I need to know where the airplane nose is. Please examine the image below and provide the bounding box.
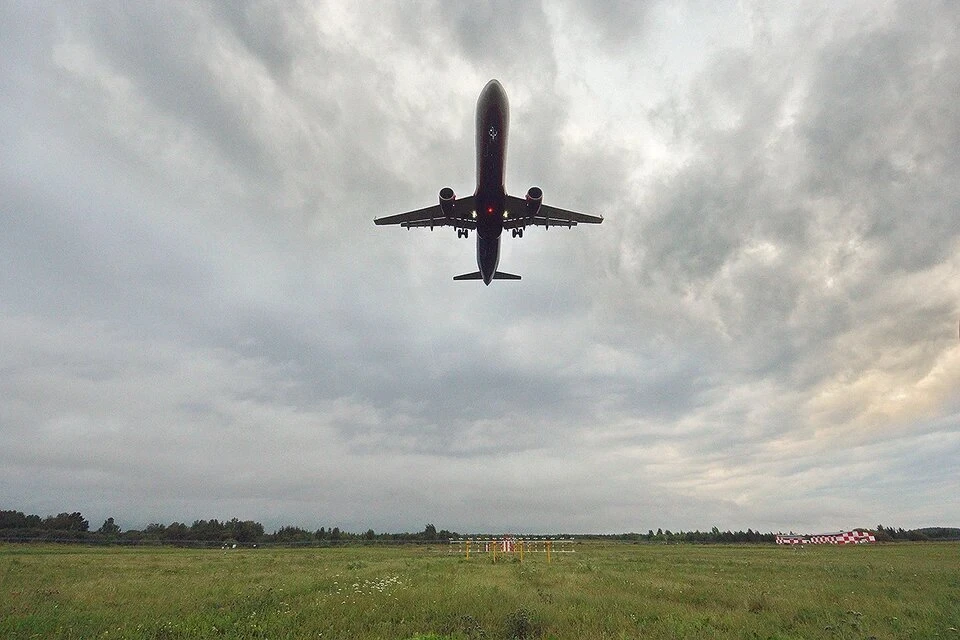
[483,79,505,99]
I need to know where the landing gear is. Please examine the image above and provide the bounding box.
[457,228,469,239]
[511,227,524,238]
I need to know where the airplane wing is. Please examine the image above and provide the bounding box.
[374,196,477,230]
[503,196,603,229]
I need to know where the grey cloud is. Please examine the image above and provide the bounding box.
[382,0,559,79]
[209,1,302,78]
[2,1,958,534]
[563,0,659,50]
[74,4,269,175]
[802,6,960,273]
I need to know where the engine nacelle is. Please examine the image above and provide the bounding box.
[525,186,543,216]
[439,187,456,217]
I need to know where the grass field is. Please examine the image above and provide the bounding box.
[1,542,957,639]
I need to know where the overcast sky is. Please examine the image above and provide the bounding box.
[2,1,958,535]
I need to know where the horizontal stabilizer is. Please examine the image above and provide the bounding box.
[453,271,522,281]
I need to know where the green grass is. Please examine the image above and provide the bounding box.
[1,542,958,639]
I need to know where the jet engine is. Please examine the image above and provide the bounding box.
[439,187,456,217]
[525,186,543,216]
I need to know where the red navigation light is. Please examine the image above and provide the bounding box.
[487,206,494,214]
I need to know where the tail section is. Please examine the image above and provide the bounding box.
[453,271,521,282]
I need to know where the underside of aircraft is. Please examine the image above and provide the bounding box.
[374,79,603,285]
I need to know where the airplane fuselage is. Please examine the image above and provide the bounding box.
[473,79,509,284]
[373,80,602,283]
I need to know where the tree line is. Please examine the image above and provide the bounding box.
[0,510,455,545]
[2,509,956,545]
[592,527,775,544]
[873,524,960,542]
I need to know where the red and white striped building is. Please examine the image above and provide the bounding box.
[776,530,876,545]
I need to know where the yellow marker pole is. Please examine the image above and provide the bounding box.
[466,539,470,559]
[546,539,552,564]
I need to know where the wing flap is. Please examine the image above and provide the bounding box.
[374,196,477,229]
[374,204,442,226]
[503,195,602,228]
[538,203,603,225]
[403,219,477,230]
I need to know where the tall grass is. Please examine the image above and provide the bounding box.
[1,542,957,638]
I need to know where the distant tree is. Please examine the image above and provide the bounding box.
[916,527,960,540]
[0,510,23,529]
[423,524,437,541]
[165,522,189,540]
[97,517,121,535]
[273,526,313,543]
[330,527,341,541]
[191,519,230,541]
[225,518,263,543]
[0,510,40,529]
[43,512,89,532]
[121,529,144,542]
[365,529,375,541]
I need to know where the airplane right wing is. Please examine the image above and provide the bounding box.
[538,203,603,225]
[374,196,477,230]
[503,196,603,229]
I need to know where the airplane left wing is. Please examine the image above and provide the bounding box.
[375,196,477,230]
[503,196,602,229]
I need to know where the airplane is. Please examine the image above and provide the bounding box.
[374,79,603,285]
